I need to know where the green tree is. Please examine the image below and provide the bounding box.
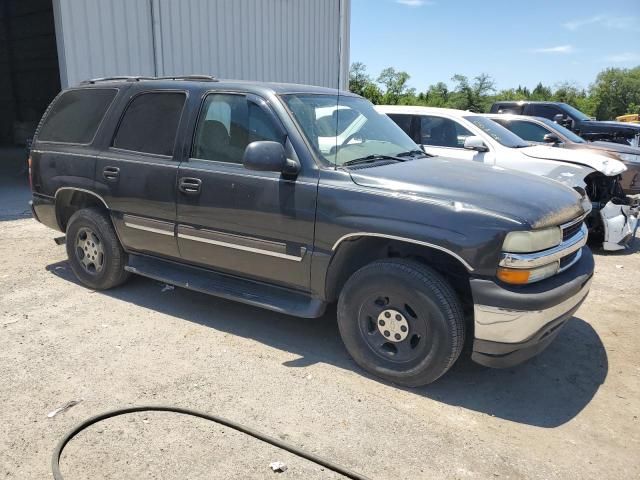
[349,62,370,97]
[377,67,412,105]
[589,67,640,119]
[530,82,553,101]
[449,73,495,112]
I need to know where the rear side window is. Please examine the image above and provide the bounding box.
[37,89,117,144]
[112,92,186,156]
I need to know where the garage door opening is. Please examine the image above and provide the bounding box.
[0,0,60,176]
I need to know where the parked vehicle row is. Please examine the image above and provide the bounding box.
[380,105,639,251]
[490,101,640,148]
[31,77,598,385]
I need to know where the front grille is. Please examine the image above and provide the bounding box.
[562,220,583,241]
[559,250,579,270]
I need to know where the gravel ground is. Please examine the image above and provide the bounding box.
[1,172,639,479]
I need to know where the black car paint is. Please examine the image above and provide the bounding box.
[490,101,640,142]
[30,80,592,368]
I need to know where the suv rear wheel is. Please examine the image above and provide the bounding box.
[65,208,130,290]
[337,259,465,386]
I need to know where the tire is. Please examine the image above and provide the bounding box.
[65,208,130,290]
[337,259,465,387]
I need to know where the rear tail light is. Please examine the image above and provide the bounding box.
[27,156,33,190]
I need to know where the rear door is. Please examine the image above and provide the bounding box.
[94,90,188,259]
[175,91,317,290]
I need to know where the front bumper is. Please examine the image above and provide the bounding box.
[470,246,594,368]
[601,197,639,251]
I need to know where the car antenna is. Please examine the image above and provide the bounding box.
[334,0,343,171]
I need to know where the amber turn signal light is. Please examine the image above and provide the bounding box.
[496,267,531,285]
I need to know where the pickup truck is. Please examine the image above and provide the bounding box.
[490,101,640,148]
[29,77,594,385]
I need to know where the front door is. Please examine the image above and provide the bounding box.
[176,92,317,290]
[94,90,187,259]
[417,115,489,164]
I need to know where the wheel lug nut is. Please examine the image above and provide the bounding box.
[395,314,401,321]
[379,320,385,326]
[384,331,390,337]
[395,334,401,340]
[400,326,407,332]
[384,312,391,318]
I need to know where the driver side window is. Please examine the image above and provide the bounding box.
[192,93,284,163]
[419,116,472,148]
[504,120,554,143]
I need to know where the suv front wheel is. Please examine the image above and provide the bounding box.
[65,208,130,290]
[337,259,465,386]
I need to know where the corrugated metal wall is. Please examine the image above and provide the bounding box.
[53,0,156,87]
[53,0,350,89]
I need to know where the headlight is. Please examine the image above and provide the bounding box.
[497,262,559,285]
[502,226,562,253]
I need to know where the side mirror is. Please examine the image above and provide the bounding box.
[242,141,299,176]
[543,133,561,144]
[553,113,572,128]
[463,136,489,152]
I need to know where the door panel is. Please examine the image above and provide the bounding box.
[176,92,317,290]
[176,159,317,289]
[94,91,187,259]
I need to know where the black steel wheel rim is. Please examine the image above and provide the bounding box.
[357,293,431,365]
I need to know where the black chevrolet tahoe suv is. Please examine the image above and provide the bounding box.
[490,100,640,147]
[30,76,594,386]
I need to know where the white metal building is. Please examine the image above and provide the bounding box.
[0,0,350,146]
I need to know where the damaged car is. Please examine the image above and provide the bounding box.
[379,105,638,251]
[487,113,640,195]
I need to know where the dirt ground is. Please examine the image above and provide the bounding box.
[1,164,639,479]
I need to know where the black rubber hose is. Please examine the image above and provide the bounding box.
[51,405,372,480]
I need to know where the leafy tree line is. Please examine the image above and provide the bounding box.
[348,62,640,120]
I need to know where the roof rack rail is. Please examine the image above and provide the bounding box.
[81,74,218,85]
[80,76,153,85]
[153,75,219,82]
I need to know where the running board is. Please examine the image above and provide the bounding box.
[125,254,327,318]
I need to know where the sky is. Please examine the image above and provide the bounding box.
[349,0,640,92]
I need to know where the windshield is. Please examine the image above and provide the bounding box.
[463,115,529,148]
[562,104,591,121]
[281,94,419,166]
[536,117,586,143]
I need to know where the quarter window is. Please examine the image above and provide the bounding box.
[112,92,186,156]
[192,94,284,164]
[419,116,472,148]
[37,89,117,144]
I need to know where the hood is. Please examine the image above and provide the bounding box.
[348,156,586,229]
[521,145,627,176]
[590,141,640,157]
[598,120,640,131]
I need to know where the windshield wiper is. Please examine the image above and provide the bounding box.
[396,149,432,158]
[343,154,407,166]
